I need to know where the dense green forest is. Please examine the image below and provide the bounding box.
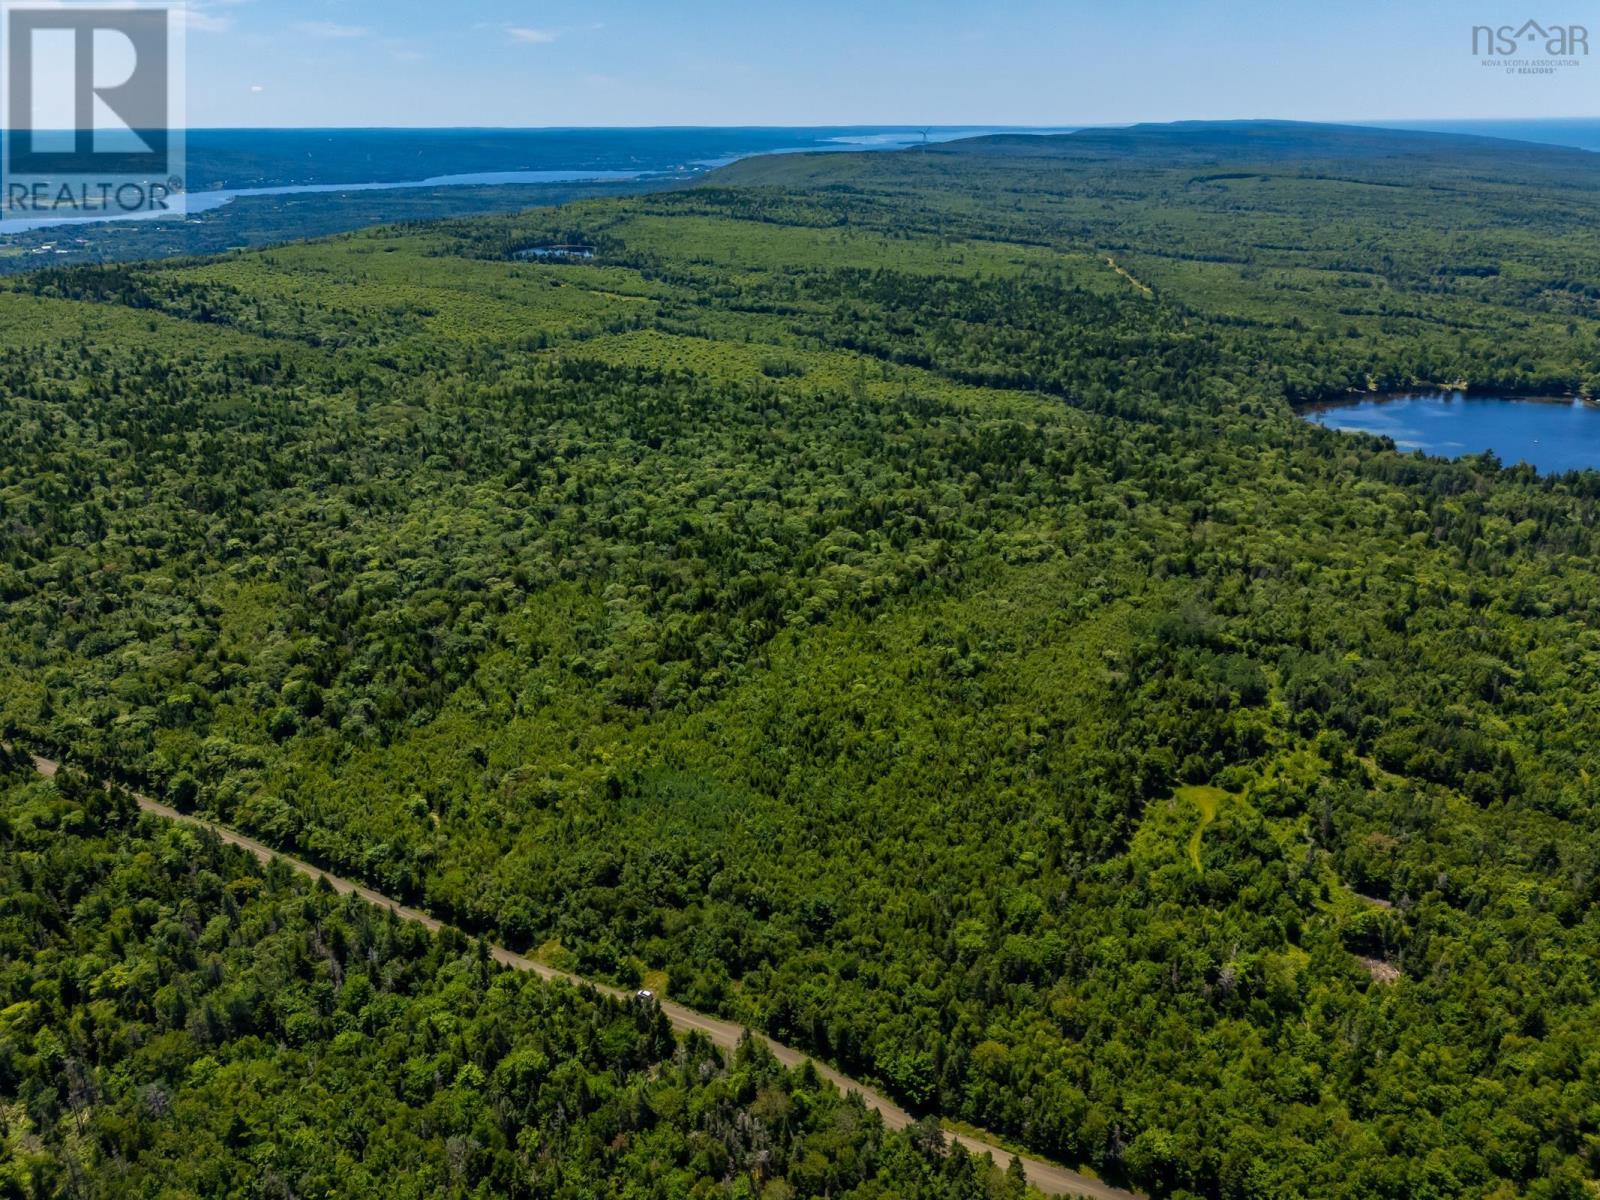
[0,751,1034,1199]
[4,123,1600,1198]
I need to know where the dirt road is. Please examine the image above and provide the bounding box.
[19,750,1136,1200]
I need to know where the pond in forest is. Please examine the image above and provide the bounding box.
[1303,391,1600,474]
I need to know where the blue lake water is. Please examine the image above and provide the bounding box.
[1305,392,1600,474]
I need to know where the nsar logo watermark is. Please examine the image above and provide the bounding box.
[1472,19,1588,73]
[2,1,186,224]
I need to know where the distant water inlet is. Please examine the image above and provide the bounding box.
[1303,391,1600,474]
[4,171,643,233]
[514,245,596,261]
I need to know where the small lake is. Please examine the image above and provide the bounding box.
[1304,391,1600,474]
[513,246,595,261]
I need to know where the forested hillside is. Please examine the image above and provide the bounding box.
[0,751,1033,1199]
[4,123,1600,1198]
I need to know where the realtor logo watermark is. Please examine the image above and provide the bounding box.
[1473,19,1588,73]
[2,1,185,223]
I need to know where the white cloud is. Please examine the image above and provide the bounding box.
[176,0,246,34]
[507,26,558,44]
[16,1,237,34]
[294,20,369,39]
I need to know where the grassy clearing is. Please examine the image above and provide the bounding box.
[1176,785,1230,872]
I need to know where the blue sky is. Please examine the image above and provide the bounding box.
[182,0,1600,127]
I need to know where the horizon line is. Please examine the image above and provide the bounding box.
[136,115,1600,133]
